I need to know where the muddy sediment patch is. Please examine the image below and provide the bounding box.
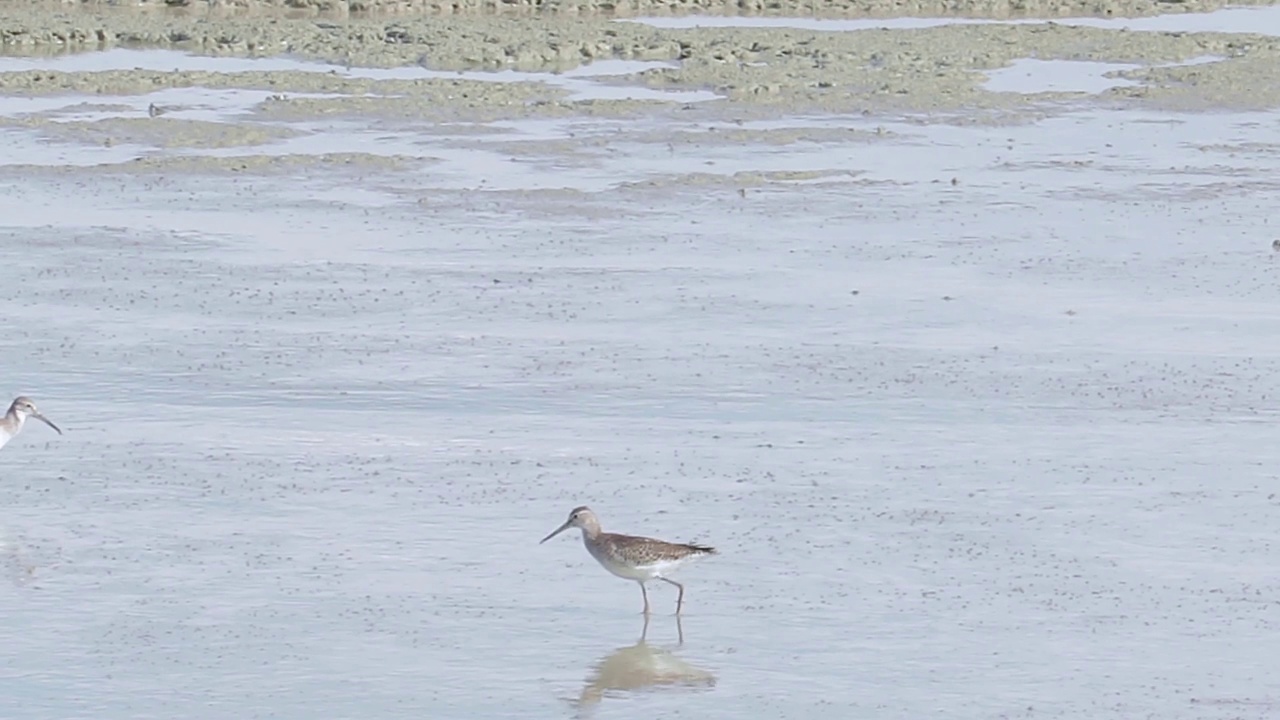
[0,0,1278,169]
[0,150,427,175]
[0,2,1278,116]
[0,22,1277,116]
[24,0,1280,18]
[0,115,303,148]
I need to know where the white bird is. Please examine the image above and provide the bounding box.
[0,396,62,450]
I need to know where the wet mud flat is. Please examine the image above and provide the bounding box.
[2,1,1280,117]
[1,2,1280,720]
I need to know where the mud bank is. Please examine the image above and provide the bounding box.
[22,0,1279,17]
[0,0,1278,147]
[1,20,1278,116]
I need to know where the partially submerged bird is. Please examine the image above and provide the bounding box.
[540,506,717,615]
[0,396,62,450]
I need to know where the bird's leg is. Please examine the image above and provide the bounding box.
[659,577,686,615]
[640,582,651,615]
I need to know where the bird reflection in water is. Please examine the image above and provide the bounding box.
[0,530,40,588]
[573,614,716,716]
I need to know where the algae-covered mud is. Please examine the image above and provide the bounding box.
[3,1,1280,720]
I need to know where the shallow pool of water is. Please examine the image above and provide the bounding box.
[1,37,1279,720]
[626,4,1280,36]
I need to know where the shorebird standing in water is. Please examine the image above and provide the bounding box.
[540,506,717,615]
[0,397,62,450]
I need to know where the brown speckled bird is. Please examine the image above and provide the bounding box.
[540,506,717,615]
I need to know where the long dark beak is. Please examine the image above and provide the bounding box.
[540,520,573,544]
[31,412,61,435]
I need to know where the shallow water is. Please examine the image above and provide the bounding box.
[2,24,1280,720]
[627,4,1280,35]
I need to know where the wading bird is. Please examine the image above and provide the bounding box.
[0,397,61,450]
[540,506,717,615]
